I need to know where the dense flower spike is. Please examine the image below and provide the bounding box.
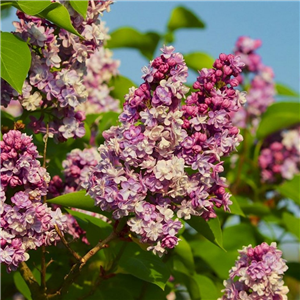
[259,126,300,183]
[87,46,246,255]
[231,36,276,129]
[0,130,68,272]
[1,0,120,142]
[219,242,289,300]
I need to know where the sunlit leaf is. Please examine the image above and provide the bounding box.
[106,28,160,60]
[167,6,205,32]
[1,32,31,93]
[276,175,300,205]
[13,272,32,300]
[184,52,215,73]
[256,102,300,139]
[276,83,299,97]
[282,212,300,240]
[186,216,225,250]
[15,0,51,15]
[38,3,81,37]
[70,0,88,19]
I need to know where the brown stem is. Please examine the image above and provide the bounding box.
[54,224,82,261]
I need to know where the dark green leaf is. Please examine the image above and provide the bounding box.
[167,6,205,32]
[276,83,299,97]
[70,0,88,19]
[186,216,225,250]
[256,102,300,139]
[1,32,31,93]
[118,243,170,290]
[38,3,81,37]
[286,262,300,281]
[226,193,245,217]
[282,212,300,240]
[96,111,120,144]
[47,190,110,217]
[109,75,137,108]
[184,52,215,73]
[106,28,160,60]
[276,175,300,205]
[15,1,51,15]
[66,209,112,243]
[13,271,32,300]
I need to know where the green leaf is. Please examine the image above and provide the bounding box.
[109,75,137,107]
[184,52,215,73]
[15,1,51,15]
[276,175,300,205]
[186,216,225,250]
[226,193,245,217]
[167,6,205,32]
[69,0,88,19]
[282,212,300,240]
[13,272,32,300]
[276,83,299,97]
[38,3,81,37]
[0,32,31,93]
[96,111,120,144]
[173,236,195,274]
[106,28,160,60]
[66,209,112,243]
[239,201,271,217]
[47,190,110,217]
[193,274,220,300]
[286,262,300,281]
[118,243,170,290]
[256,102,300,139]
[1,110,15,129]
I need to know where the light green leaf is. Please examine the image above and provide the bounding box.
[184,52,215,73]
[38,3,81,37]
[256,102,300,139]
[173,236,195,274]
[167,6,205,32]
[0,32,31,93]
[193,274,220,300]
[225,193,245,217]
[70,0,88,19]
[13,272,32,300]
[282,212,300,240]
[276,83,299,97]
[109,75,137,107]
[15,1,51,15]
[276,174,300,205]
[47,190,110,217]
[186,216,225,250]
[118,243,170,290]
[106,28,160,60]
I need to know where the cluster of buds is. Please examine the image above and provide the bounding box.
[0,130,67,272]
[87,46,246,256]
[1,0,120,142]
[219,242,289,300]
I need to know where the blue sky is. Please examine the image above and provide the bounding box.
[2,1,300,94]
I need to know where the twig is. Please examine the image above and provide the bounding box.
[54,224,82,261]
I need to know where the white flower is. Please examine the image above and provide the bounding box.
[21,92,42,111]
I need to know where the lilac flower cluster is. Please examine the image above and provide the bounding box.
[0,130,67,272]
[231,36,276,129]
[1,0,119,142]
[259,126,300,183]
[87,46,246,256]
[219,242,289,300]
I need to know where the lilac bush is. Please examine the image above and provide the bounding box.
[219,242,289,300]
[87,46,246,256]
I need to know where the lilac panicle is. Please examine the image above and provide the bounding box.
[219,242,289,300]
[0,130,68,272]
[87,46,246,256]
